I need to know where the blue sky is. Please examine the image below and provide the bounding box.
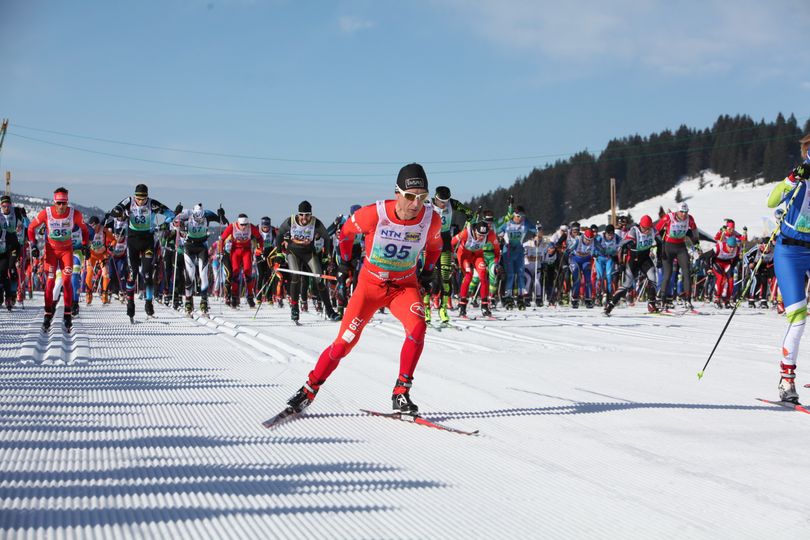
[1,0,809,222]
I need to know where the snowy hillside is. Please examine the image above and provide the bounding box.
[579,172,780,239]
[2,177,810,539]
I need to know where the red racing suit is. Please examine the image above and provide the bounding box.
[713,234,742,302]
[28,206,88,313]
[220,222,263,297]
[452,225,500,301]
[307,200,442,389]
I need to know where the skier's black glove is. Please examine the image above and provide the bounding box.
[82,245,90,259]
[31,245,40,259]
[418,268,434,293]
[336,262,351,286]
[217,207,226,219]
[174,203,183,215]
[109,205,125,219]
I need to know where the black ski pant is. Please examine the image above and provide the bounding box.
[287,250,336,315]
[612,255,657,304]
[126,232,156,301]
[658,242,691,301]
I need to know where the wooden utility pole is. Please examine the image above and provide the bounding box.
[0,119,8,151]
[1,119,8,197]
[610,177,617,226]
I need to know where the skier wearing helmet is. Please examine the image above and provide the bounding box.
[604,215,659,316]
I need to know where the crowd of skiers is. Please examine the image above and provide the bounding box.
[4,149,810,411]
[0,185,782,329]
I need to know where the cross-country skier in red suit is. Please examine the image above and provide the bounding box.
[453,220,500,319]
[27,187,89,332]
[219,214,263,308]
[283,163,443,416]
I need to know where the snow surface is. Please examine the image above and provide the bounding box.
[579,172,781,240]
[3,174,810,539]
[2,293,810,539]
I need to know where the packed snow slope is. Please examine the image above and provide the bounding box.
[579,172,780,239]
[1,294,809,539]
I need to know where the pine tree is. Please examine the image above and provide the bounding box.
[467,113,802,228]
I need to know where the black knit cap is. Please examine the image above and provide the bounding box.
[134,184,149,197]
[396,163,428,191]
[435,186,451,201]
[0,195,10,204]
[298,200,312,213]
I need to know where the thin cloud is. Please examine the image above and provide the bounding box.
[338,15,376,34]
[439,0,810,76]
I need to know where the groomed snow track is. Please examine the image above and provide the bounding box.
[1,294,809,539]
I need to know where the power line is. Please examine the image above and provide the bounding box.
[10,123,574,165]
[8,133,537,178]
[7,116,808,179]
[11,114,807,166]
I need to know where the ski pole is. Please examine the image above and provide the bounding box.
[698,185,800,380]
[275,267,338,281]
[170,226,181,306]
[252,270,278,319]
[533,243,539,306]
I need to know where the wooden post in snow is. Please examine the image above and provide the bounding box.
[610,177,617,226]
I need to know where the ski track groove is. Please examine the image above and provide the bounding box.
[210,311,322,362]
[0,294,807,538]
[371,317,495,352]
[456,317,610,352]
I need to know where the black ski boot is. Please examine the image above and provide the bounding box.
[458,303,468,318]
[290,302,300,322]
[760,300,769,309]
[647,301,660,313]
[392,375,418,415]
[184,296,194,316]
[571,299,579,309]
[603,301,615,316]
[200,296,209,315]
[42,312,54,332]
[324,307,342,321]
[584,298,594,309]
[517,297,526,311]
[63,313,73,332]
[748,300,756,308]
[71,303,79,317]
[503,296,515,310]
[247,294,256,308]
[126,298,136,319]
[287,382,318,413]
[145,299,155,317]
[481,301,492,318]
